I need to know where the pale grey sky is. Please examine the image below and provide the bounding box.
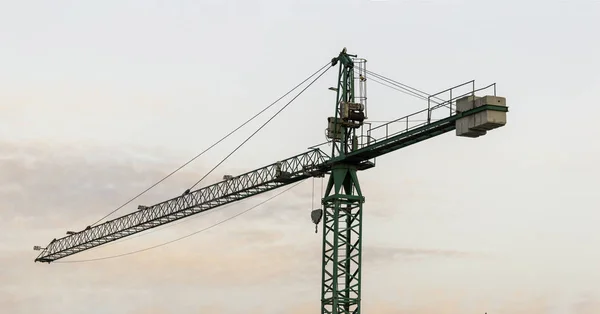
[1,0,600,313]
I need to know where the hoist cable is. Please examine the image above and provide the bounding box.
[312,177,315,209]
[320,177,324,204]
[89,61,331,226]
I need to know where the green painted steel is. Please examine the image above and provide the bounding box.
[320,164,364,314]
[318,49,512,313]
[34,149,329,263]
[33,47,508,313]
[34,99,507,263]
[330,48,357,160]
[321,49,365,314]
[332,104,509,164]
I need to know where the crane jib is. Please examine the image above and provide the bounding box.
[34,149,329,263]
[34,104,506,264]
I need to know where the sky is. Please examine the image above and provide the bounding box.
[1,0,600,313]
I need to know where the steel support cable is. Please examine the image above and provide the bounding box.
[365,70,450,109]
[89,61,331,227]
[368,76,430,101]
[365,69,444,103]
[187,63,333,190]
[54,179,307,263]
[365,70,429,97]
[369,76,447,113]
[367,73,450,110]
[366,71,425,96]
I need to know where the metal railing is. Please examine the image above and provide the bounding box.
[366,81,497,143]
[428,81,497,121]
[308,80,498,163]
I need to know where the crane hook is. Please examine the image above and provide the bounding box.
[311,209,323,234]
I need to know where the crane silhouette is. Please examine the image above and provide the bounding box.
[33,48,508,314]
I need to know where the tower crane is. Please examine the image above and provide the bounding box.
[33,48,508,314]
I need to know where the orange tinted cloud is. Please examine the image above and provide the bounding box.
[2,140,596,314]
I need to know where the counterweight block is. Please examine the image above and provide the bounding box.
[455,95,507,138]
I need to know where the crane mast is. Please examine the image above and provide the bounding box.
[33,48,509,314]
[320,48,368,314]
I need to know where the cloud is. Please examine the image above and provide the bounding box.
[1,138,482,267]
[363,246,477,264]
[286,301,404,314]
[572,294,600,314]
[128,307,172,314]
[4,140,594,314]
[0,141,309,248]
[157,290,600,314]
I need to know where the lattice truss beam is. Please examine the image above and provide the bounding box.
[321,165,364,314]
[35,149,329,263]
